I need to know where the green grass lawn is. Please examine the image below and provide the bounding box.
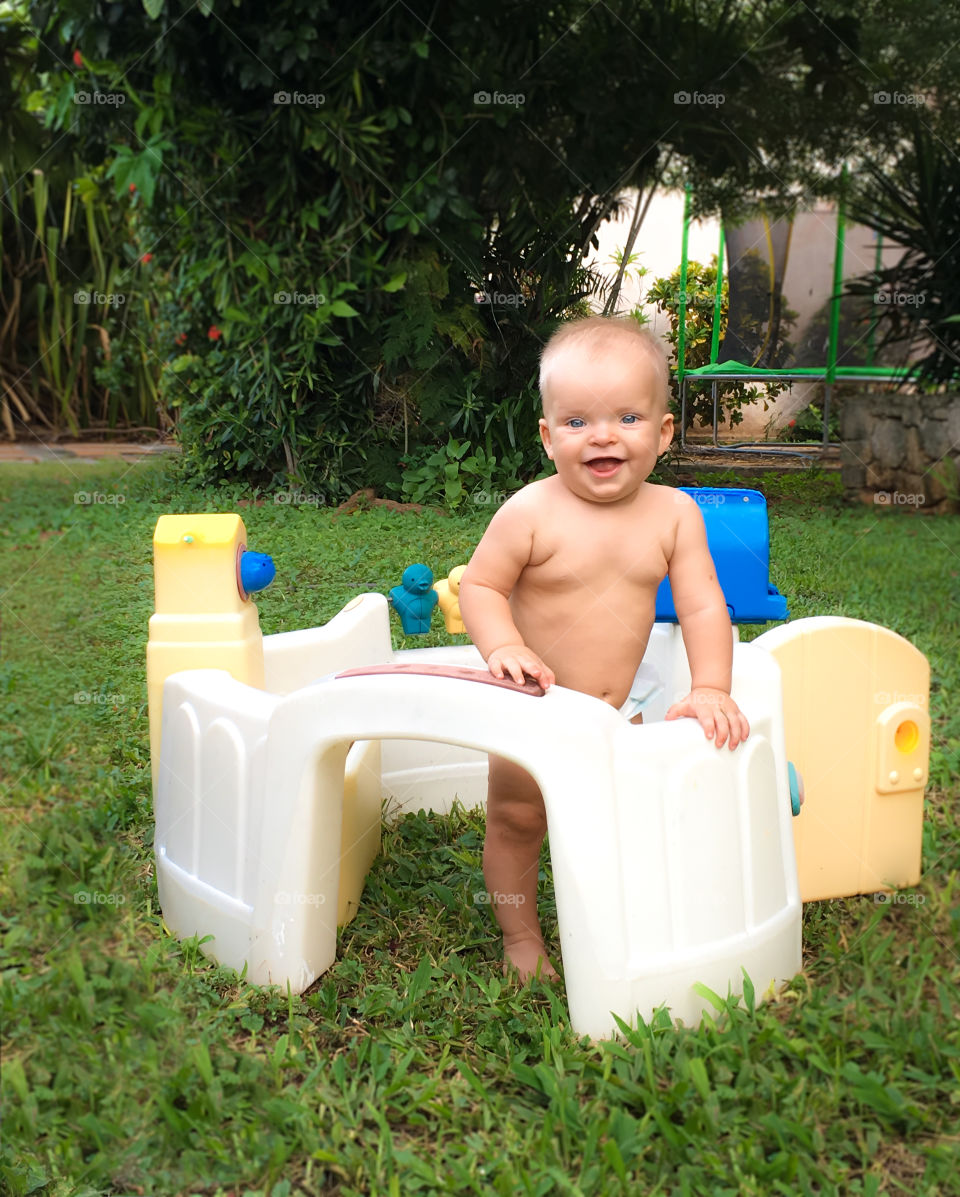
[1,461,958,1196]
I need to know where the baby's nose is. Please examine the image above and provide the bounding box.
[590,420,617,442]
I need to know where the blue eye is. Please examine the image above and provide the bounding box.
[567,417,586,428]
[621,414,639,425]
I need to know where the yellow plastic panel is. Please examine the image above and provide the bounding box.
[153,513,249,616]
[337,741,383,926]
[755,617,929,901]
[148,514,266,793]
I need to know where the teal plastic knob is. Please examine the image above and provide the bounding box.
[788,761,804,816]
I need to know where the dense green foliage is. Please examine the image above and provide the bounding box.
[5,0,952,497]
[2,461,958,1194]
[1,1,957,493]
[27,0,634,493]
[847,122,960,385]
[0,13,163,437]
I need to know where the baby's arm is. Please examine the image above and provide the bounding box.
[458,500,556,689]
[664,494,749,749]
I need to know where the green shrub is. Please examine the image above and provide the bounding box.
[0,16,163,436]
[647,257,794,430]
[398,437,526,510]
[30,1,607,493]
[779,402,841,443]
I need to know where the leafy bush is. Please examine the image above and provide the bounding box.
[847,121,960,386]
[20,0,956,483]
[0,15,164,437]
[29,1,612,491]
[647,258,793,430]
[778,402,841,443]
[398,437,527,510]
[31,0,909,492]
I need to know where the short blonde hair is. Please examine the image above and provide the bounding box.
[539,316,670,412]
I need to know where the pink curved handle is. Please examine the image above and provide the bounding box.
[335,662,545,696]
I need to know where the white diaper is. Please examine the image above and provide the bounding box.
[619,662,664,721]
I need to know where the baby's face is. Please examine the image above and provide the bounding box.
[538,347,674,504]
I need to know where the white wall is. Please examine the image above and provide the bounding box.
[586,190,721,334]
[585,190,845,437]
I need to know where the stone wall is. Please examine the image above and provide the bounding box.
[840,393,960,513]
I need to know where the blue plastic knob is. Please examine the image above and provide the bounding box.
[240,551,276,594]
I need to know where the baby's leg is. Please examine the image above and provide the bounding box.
[483,754,558,982]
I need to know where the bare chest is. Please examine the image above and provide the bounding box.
[526,506,670,594]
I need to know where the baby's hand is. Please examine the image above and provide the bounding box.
[665,687,750,749]
[487,644,555,690]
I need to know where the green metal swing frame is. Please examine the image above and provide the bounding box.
[675,176,912,455]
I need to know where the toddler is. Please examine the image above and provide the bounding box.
[458,316,750,982]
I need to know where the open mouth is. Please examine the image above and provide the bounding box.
[585,457,623,477]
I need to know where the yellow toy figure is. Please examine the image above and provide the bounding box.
[436,565,468,634]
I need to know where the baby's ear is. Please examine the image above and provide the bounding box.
[658,411,675,447]
[538,417,554,459]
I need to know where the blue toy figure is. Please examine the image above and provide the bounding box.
[389,564,438,634]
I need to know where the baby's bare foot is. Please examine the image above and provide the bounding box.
[502,935,559,983]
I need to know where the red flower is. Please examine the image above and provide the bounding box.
[129,183,137,194]
[788,419,796,427]
[72,50,84,67]
[175,332,187,347]
[140,252,154,264]
[208,325,222,341]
